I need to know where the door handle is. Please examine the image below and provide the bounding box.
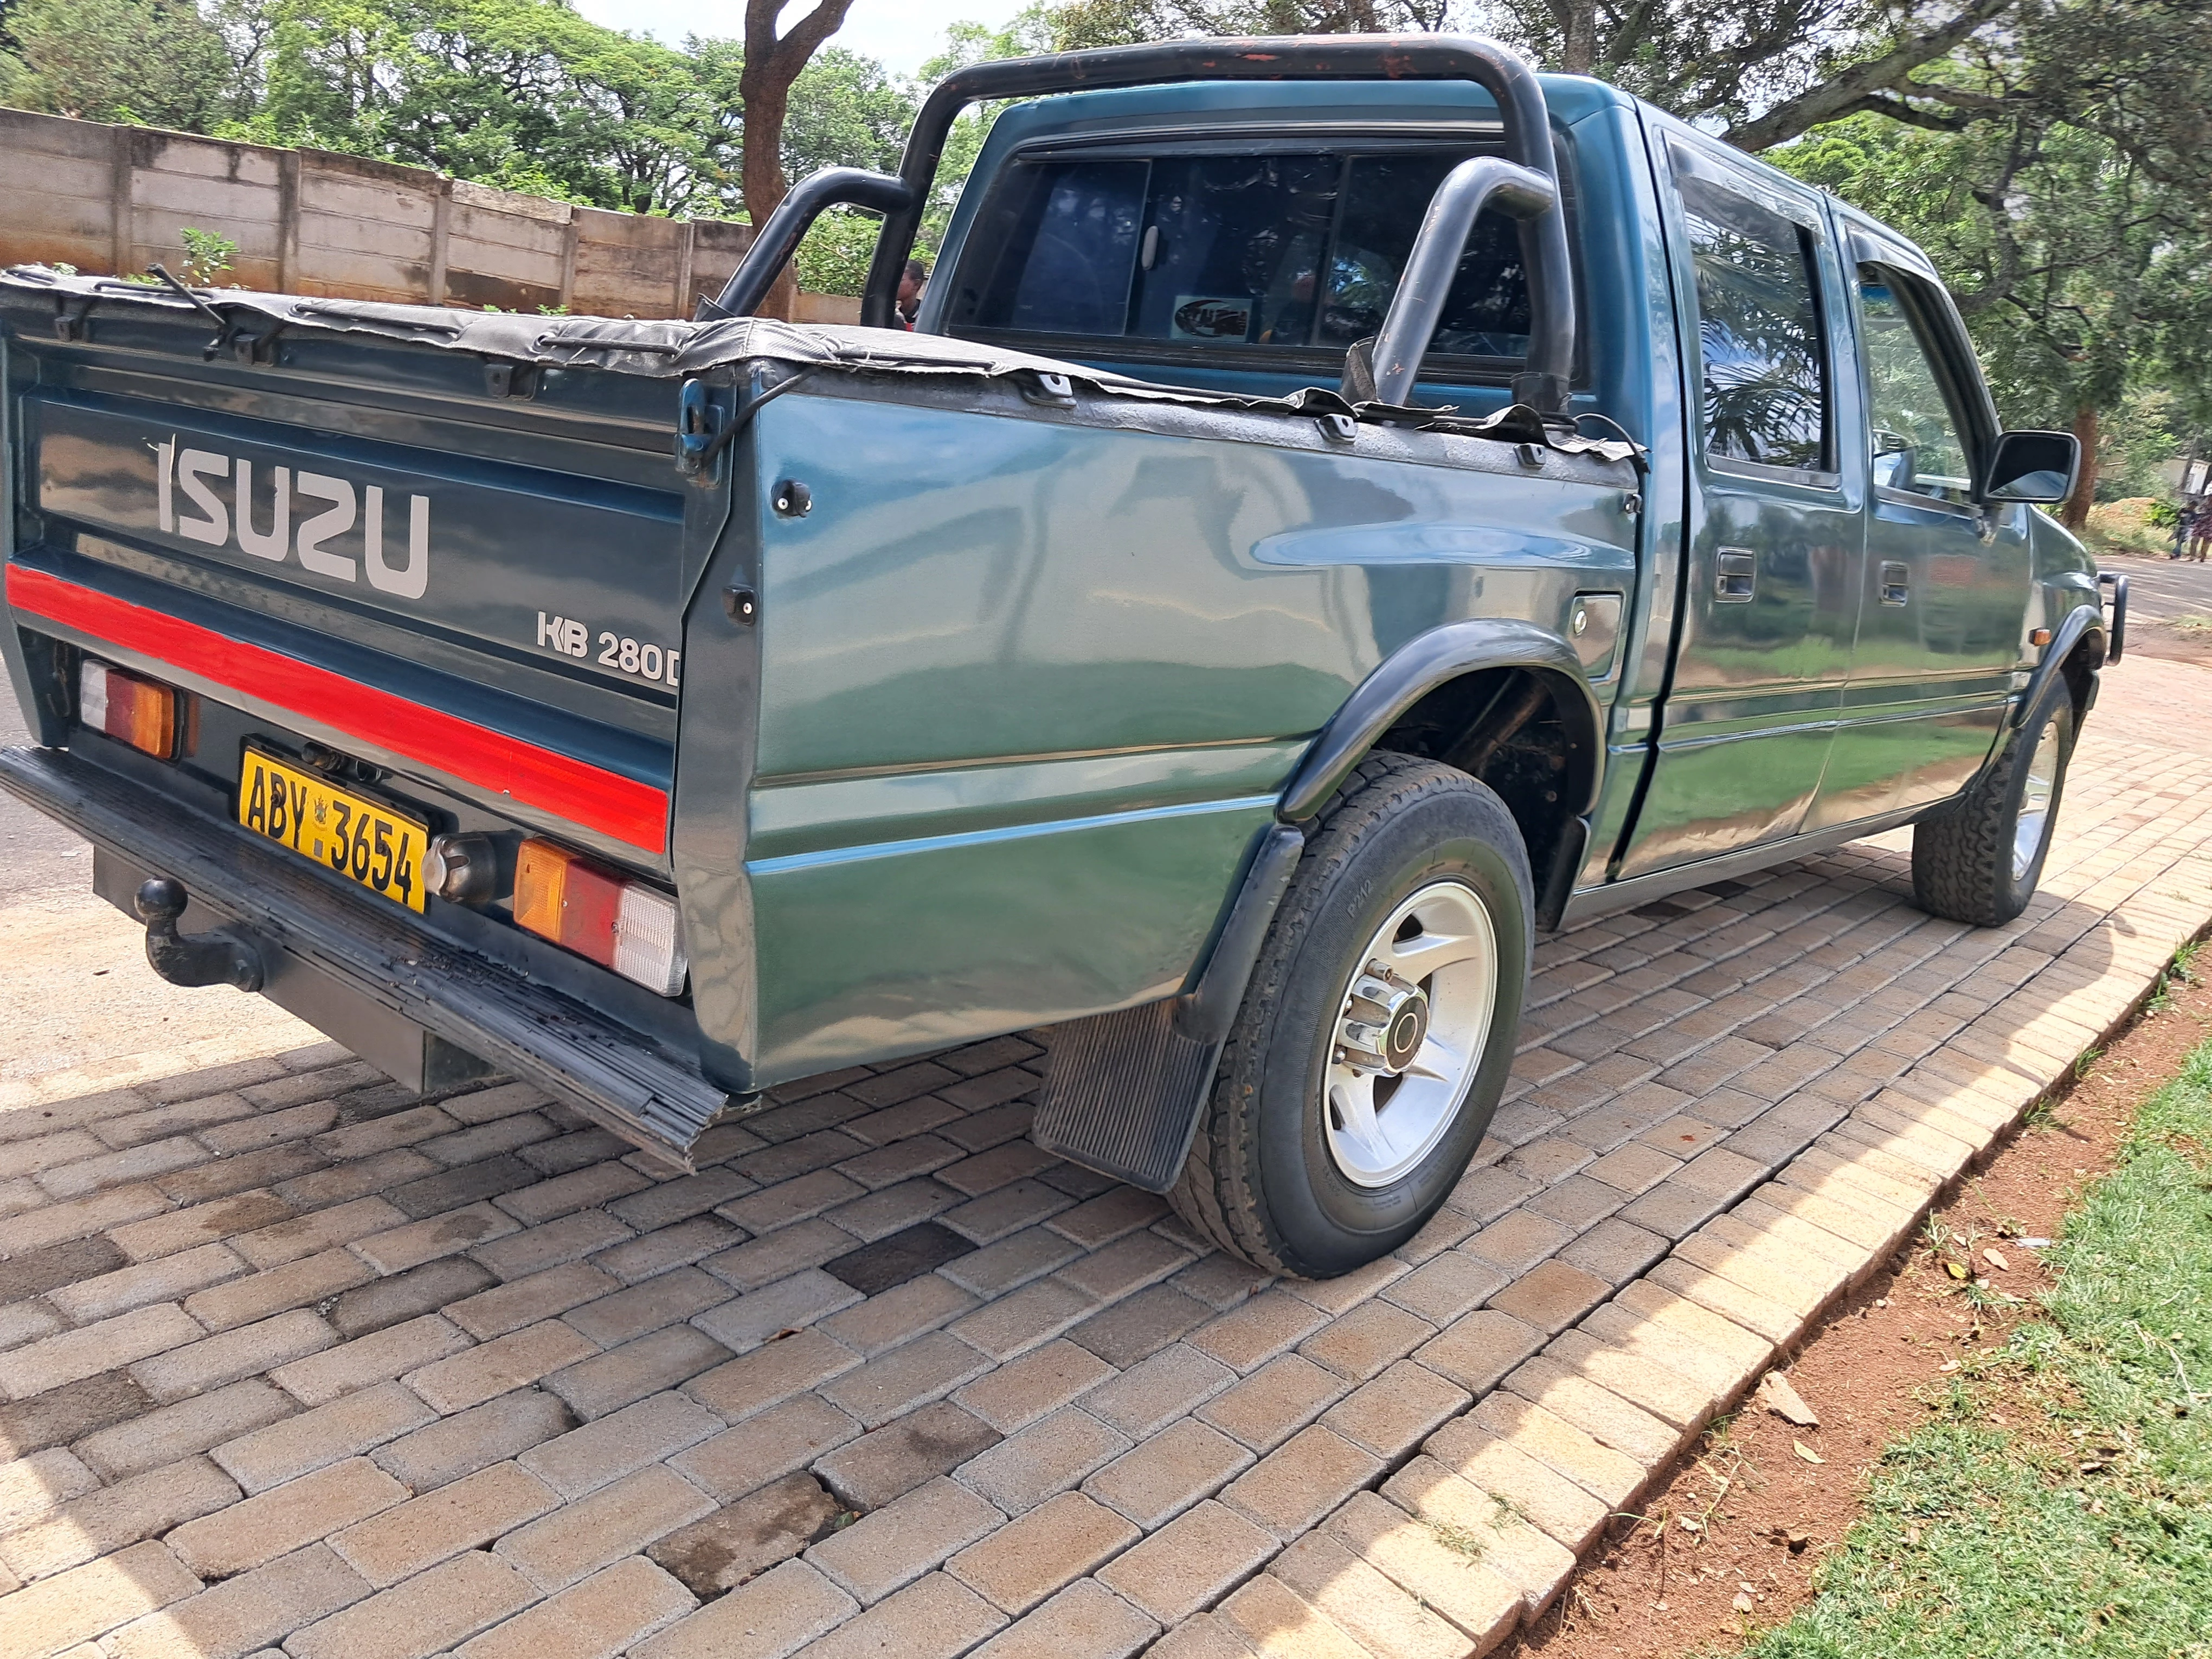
[1715,548,1756,602]
[1879,561,1910,606]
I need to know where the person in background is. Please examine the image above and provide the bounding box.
[2191,499,2212,563]
[897,260,929,329]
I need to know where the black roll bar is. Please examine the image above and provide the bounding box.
[860,34,1576,413]
[707,167,915,320]
[1366,155,1557,407]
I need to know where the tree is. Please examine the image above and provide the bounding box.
[737,0,859,317]
[0,0,244,129]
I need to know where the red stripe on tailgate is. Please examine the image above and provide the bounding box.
[7,565,670,855]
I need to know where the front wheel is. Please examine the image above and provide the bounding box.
[1169,754,1532,1277]
[1911,693,2075,927]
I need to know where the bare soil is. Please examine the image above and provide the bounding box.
[1503,938,2212,1659]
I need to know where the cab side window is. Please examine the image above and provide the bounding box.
[1854,270,1973,504]
[1676,168,1829,472]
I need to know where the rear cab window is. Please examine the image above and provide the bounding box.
[940,141,1564,385]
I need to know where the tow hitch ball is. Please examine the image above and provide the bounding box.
[134,877,266,992]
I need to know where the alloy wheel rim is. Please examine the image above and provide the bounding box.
[1322,878,1499,1188]
[2012,717,2061,882]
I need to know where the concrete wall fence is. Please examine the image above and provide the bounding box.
[0,105,821,321]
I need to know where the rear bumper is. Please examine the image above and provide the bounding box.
[0,743,729,1167]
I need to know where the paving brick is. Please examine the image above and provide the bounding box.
[1197,1354,1349,1454]
[0,1235,130,1306]
[1214,1572,1371,1659]
[818,1330,992,1430]
[806,1475,1004,1605]
[0,1455,236,1581]
[955,1404,1130,1515]
[0,1446,99,1530]
[1411,1308,1546,1396]
[495,1463,714,1591]
[1055,1232,1193,1304]
[371,1388,574,1493]
[212,1380,434,1494]
[955,1339,1118,1435]
[940,1179,1073,1245]
[684,1327,861,1423]
[1220,1425,1385,1543]
[0,1541,202,1659]
[1277,1520,1494,1659]
[1384,1454,1581,1607]
[1319,1360,1470,1462]
[1047,1189,1168,1250]
[351,1201,522,1275]
[1083,1414,1253,1530]
[1559,1216,1669,1289]
[692,1269,861,1355]
[949,1489,1140,1616]
[167,1457,407,1579]
[827,1176,962,1243]
[0,1299,60,1351]
[271,1150,438,1212]
[329,1461,562,1587]
[474,1210,636,1280]
[970,1578,1158,1659]
[721,1170,867,1235]
[232,1196,406,1269]
[405,1320,599,1414]
[792,1568,1007,1659]
[630,1556,856,1659]
[133,1308,338,1403]
[517,1390,721,1499]
[285,1545,539,1659]
[1485,1257,1613,1338]
[953,1275,1095,1361]
[810,1398,1000,1508]
[70,1378,290,1481]
[609,1169,758,1234]
[271,1314,473,1407]
[940,1226,1083,1298]
[44,1243,246,1325]
[545,1324,731,1419]
[1484,1349,1683,1477]
[1471,1390,1644,1508]
[1095,1497,1276,1625]
[36,1135,210,1200]
[648,1471,841,1596]
[445,1261,620,1340]
[1297,1302,1436,1384]
[674,1392,861,1502]
[1326,1488,1532,1650]
[703,1219,863,1293]
[183,1249,376,1334]
[1459,1208,1575,1275]
[496,1162,653,1227]
[308,1104,461,1163]
[0,1304,203,1400]
[458,1553,696,1659]
[1378,1252,1508,1330]
[1187,1290,1332,1376]
[108,1193,292,1265]
[1416,1424,1610,1557]
[104,1541,369,1659]
[328,1257,498,1339]
[151,1145,329,1210]
[1613,1276,1777,1374]
[819,1271,978,1356]
[1065,1284,1211,1370]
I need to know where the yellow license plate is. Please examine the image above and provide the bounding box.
[239,745,428,912]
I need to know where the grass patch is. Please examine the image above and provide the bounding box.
[1737,1037,2212,1658]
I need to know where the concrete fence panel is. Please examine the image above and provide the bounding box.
[0,107,767,320]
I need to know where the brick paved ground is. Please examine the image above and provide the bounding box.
[0,663,2207,1659]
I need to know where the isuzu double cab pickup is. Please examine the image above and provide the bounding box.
[0,38,2117,1276]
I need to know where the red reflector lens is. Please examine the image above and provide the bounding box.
[512,837,687,995]
[79,659,176,758]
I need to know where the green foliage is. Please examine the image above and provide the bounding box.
[793,205,880,297]
[1740,1031,2212,1659]
[178,226,239,285]
[0,0,245,129]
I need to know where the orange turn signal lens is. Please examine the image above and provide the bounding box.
[513,837,688,996]
[2030,628,2052,646]
[79,659,176,758]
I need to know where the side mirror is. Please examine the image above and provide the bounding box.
[1980,429,2079,505]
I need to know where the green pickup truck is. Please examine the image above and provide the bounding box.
[0,37,2116,1277]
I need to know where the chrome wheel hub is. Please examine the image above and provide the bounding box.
[2012,717,2061,883]
[1324,879,1498,1189]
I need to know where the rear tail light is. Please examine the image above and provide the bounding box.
[79,659,177,758]
[513,837,689,995]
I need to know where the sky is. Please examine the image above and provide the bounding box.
[569,0,1016,77]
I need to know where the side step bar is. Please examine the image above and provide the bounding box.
[0,744,729,1167]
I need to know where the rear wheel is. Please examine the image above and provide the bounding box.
[1169,753,1532,1277]
[1912,692,2075,927]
